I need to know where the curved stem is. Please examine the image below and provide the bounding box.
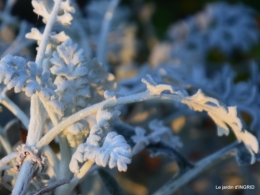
[37,91,182,149]
[153,142,239,195]
[0,90,29,128]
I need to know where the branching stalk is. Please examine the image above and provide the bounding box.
[37,92,183,148]
[12,0,63,194]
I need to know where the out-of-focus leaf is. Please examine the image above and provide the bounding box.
[146,141,194,171]
[98,169,124,195]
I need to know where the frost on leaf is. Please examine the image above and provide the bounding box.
[50,39,116,146]
[26,28,69,45]
[50,39,89,116]
[183,89,259,160]
[0,55,64,115]
[50,39,90,146]
[131,120,182,155]
[87,108,121,146]
[142,74,185,97]
[32,0,75,25]
[70,132,131,173]
[70,108,130,173]
[65,119,89,147]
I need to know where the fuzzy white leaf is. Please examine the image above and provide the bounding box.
[0,55,64,115]
[183,89,259,154]
[32,0,75,25]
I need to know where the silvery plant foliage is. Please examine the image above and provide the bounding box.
[0,0,259,195]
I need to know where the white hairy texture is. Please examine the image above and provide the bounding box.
[50,39,116,146]
[32,0,75,25]
[183,89,259,156]
[0,55,64,115]
[70,132,131,173]
[131,120,183,155]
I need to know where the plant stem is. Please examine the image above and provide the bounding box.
[30,178,71,195]
[37,92,183,148]
[152,142,239,195]
[97,0,120,69]
[0,89,29,128]
[26,95,46,146]
[12,0,63,194]
[56,161,94,195]
[35,0,62,67]
[12,158,37,195]
[0,152,17,169]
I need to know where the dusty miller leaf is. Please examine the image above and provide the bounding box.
[183,89,258,158]
[70,132,131,173]
[0,55,64,115]
[32,0,75,25]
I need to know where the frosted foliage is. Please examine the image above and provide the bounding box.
[205,2,258,53]
[87,108,120,146]
[26,28,69,45]
[65,119,89,147]
[183,89,258,156]
[50,39,89,116]
[142,75,183,96]
[32,0,75,25]
[50,39,116,147]
[70,132,131,173]
[69,107,130,172]
[0,55,64,115]
[131,120,182,154]
[51,39,116,115]
[168,2,258,55]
